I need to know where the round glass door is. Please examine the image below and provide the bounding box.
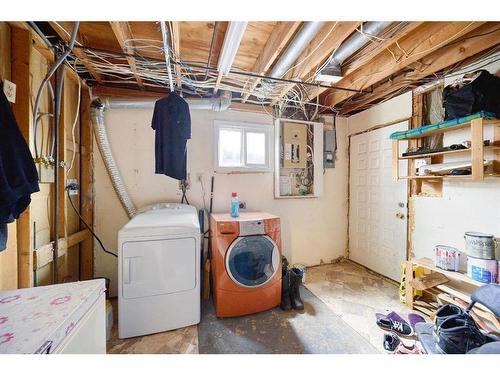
[225,235,279,288]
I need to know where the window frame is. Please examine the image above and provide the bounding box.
[214,120,274,173]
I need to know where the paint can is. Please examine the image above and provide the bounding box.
[434,245,460,271]
[467,256,498,284]
[464,232,496,260]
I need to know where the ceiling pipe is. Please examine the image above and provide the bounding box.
[103,90,232,112]
[269,21,326,79]
[317,21,392,82]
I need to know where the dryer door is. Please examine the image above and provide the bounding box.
[225,235,280,288]
[121,237,196,299]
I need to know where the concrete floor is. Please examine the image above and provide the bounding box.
[305,260,417,352]
[107,260,415,354]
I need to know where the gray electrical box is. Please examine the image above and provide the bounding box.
[324,129,336,168]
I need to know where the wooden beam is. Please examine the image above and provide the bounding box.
[241,21,301,103]
[33,229,91,271]
[337,23,500,115]
[323,22,485,108]
[79,88,94,279]
[57,75,68,282]
[92,84,168,99]
[109,22,144,88]
[170,22,182,89]
[270,22,361,106]
[342,22,425,78]
[11,26,34,288]
[49,22,103,84]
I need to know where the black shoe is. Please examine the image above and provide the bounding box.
[435,316,488,354]
[383,333,401,352]
[376,317,414,336]
[434,304,467,328]
[280,269,292,311]
[289,267,304,311]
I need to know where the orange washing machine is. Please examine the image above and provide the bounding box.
[210,212,282,317]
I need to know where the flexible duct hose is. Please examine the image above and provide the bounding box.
[91,101,137,218]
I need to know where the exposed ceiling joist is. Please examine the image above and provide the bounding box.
[337,23,500,115]
[269,21,361,106]
[241,21,301,103]
[322,21,486,108]
[49,21,103,84]
[109,22,144,88]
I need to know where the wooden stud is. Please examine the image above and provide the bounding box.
[471,118,484,181]
[11,26,33,288]
[79,88,94,279]
[57,76,68,282]
[392,140,399,181]
[109,22,144,88]
[405,261,414,309]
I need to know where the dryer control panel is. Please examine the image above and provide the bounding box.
[239,220,265,236]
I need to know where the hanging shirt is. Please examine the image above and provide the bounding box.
[0,88,40,250]
[151,92,191,181]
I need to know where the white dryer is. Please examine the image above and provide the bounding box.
[117,203,200,339]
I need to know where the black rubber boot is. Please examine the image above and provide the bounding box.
[280,269,292,311]
[289,268,304,311]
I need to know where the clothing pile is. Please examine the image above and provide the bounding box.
[0,88,40,251]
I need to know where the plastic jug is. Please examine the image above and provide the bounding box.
[230,192,239,218]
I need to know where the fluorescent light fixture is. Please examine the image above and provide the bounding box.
[217,21,248,75]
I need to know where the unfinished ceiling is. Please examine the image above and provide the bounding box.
[31,21,500,115]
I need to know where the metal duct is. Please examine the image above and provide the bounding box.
[318,21,392,79]
[104,90,232,111]
[91,101,138,219]
[270,21,325,79]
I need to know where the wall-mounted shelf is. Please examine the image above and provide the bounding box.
[398,145,500,160]
[392,117,500,182]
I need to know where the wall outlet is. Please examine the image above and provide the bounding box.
[239,201,246,210]
[3,80,16,103]
[67,178,79,195]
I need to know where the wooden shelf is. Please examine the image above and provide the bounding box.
[399,173,500,180]
[398,145,500,160]
[411,257,484,287]
[397,118,500,140]
[392,117,500,182]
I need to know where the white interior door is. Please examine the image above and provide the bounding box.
[349,122,408,281]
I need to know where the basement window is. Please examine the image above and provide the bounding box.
[214,121,274,173]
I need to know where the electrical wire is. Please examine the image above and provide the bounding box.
[67,73,81,173]
[66,188,118,258]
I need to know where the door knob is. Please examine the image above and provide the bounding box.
[396,212,405,219]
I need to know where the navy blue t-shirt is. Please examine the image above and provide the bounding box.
[151,93,191,181]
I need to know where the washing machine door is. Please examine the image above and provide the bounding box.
[225,235,280,288]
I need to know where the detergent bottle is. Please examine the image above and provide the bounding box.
[230,192,239,218]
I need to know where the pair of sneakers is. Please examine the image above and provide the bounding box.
[433,304,489,354]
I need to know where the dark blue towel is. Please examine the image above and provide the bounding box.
[151,92,191,181]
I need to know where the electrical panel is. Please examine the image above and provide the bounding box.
[274,118,324,198]
[323,129,336,168]
[282,122,307,169]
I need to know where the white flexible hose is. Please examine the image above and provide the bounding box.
[91,102,137,218]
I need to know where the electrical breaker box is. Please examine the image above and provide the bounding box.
[282,122,307,169]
